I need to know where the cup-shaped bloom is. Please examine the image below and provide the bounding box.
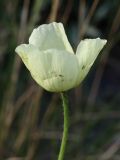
[15,22,107,92]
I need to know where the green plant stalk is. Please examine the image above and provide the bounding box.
[58,92,69,160]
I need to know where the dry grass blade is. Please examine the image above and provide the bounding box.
[99,136,120,160]
[109,7,120,37]
[79,0,100,39]
[6,158,24,160]
[78,0,86,28]
[48,0,60,22]
[61,0,74,24]
[32,130,80,142]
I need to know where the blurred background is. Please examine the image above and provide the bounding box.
[0,0,120,159]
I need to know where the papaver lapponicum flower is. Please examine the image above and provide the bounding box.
[15,22,107,92]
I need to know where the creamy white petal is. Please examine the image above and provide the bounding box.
[76,38,107,85]
[29,22,74,53]
[27,49,79,92]
[15,44,40,69]
[76,38,107,67]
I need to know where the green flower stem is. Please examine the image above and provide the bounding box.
[58,92,69,160]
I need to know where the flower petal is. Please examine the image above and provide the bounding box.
[27,49,79,92]
[15,44,40,69]
[29,22,74,53]
[76,38,107,85]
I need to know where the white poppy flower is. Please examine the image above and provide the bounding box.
[15,22,107,92]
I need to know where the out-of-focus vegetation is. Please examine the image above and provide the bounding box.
[0,0,120,159]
